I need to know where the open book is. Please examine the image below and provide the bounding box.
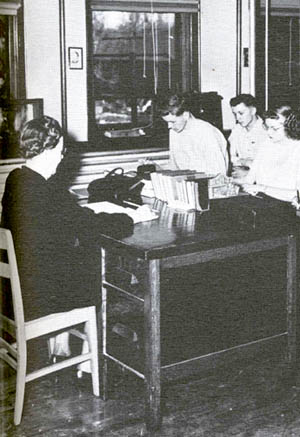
[82,201,159,224]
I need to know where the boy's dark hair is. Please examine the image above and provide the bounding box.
[230,94,257,108]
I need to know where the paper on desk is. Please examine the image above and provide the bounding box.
[82,201,159,224]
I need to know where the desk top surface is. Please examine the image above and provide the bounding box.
[98,195,296,260]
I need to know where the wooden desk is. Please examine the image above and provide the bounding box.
[99,197,297,430]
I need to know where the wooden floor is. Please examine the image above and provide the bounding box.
[2,354,300,437]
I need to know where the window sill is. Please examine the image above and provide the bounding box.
[69,146,170,187]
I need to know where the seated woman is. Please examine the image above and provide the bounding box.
[1,115,134,322]
[234,106,300,203]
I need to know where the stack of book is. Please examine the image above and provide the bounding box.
[150,170,210,211]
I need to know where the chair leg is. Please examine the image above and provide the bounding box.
[14,344,27,425]
[77,335,91,374]
[85,311,100,397]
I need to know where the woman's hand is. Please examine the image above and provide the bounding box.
[125,205,159,224]
[231,166,249,180]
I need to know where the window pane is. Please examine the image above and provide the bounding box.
[137,98,153,126]
[94,56,132,94]
[95,97,153,126]
[256,0,300,110]
[90,7,198,150]
[92,11,176,97]
[95,98,131,124]
[0,16,10,98]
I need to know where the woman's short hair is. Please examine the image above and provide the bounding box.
[284,110,300,140]
[19,115,62,159]
[157,93,191,117]
[263,105,300,140]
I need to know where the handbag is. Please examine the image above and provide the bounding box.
[87,167,144,204]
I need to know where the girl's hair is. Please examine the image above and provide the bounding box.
[284,111,300,140]
[19,115,62,159]
[263,105,300,140]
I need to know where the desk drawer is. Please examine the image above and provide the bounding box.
[106,291,144,372]
[106,254,146,281]
[105,267,144,301]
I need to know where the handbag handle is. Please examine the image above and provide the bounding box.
[106,167,124,178]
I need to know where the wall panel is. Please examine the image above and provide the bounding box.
[23,0,61,123]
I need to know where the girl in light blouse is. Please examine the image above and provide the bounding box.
[234,106,300,203]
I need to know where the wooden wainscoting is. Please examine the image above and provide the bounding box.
[68,148,170,190]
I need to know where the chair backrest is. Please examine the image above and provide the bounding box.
[0,228,25,349]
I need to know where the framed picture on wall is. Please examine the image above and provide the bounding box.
[68,47,83,70]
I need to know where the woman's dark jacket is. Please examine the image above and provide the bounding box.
[1,166,133,320]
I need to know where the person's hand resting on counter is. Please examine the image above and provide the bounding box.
[233,181,266,197]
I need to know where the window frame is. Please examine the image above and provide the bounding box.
[87,0,200,152]
[0,1,25,99]
[255,0,300,111]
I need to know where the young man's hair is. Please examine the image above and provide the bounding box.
[156,92,192,117]
[230,94,257,108]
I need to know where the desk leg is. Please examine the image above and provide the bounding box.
[100,248,108,400]
[144,259,161,431]
[287,234,297,366]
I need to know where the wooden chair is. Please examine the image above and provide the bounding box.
[0,228,99,425]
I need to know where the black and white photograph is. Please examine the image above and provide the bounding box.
[1,1,300,436]
[68,47,83,70]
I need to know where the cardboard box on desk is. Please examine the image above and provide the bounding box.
[211,195,297,232]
